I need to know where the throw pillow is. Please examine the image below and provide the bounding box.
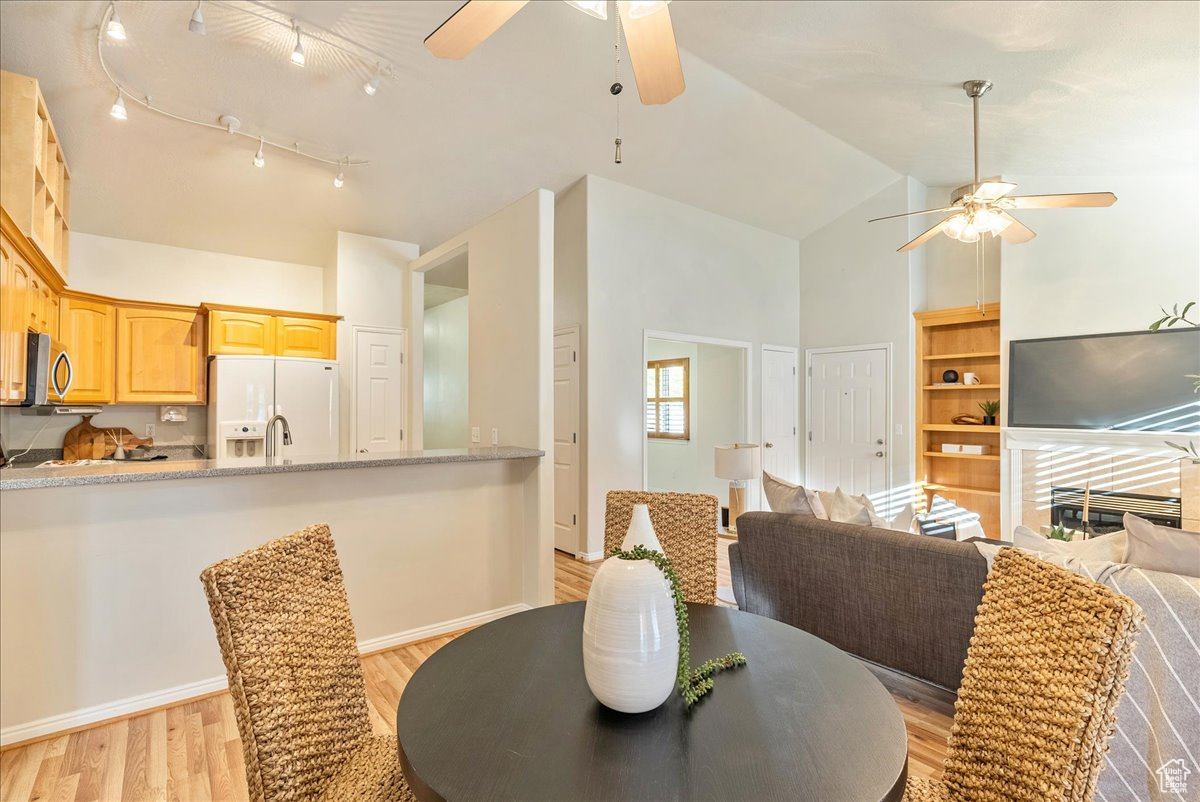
[1123,513,1200,578]
[828,487,875,526]
[1013,525,1128,563]
[889,503,916,534]
[761,471,826,518]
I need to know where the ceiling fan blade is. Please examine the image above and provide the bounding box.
[997,212,1036,244]
[1007,192,1117,209]
[425,0,530,59]
[616,1,685,105]
[897,218,949,253]
[868,206,959,224]
[971,181,1017,201]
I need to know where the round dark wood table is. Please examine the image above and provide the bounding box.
[396,602,908,802]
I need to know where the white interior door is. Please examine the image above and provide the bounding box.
[554,327,581,554]
[354,328,406,454]
[807,347,889,496]
[761,347,799,483]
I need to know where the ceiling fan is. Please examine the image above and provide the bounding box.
[870,80,1117,253]
[424,0,685,105]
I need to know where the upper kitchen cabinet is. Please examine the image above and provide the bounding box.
[276,315,336,359]
[115,305,206,404]
[0,71,70,280]
[59,293,115,405]
[202,304,339,360]
[0,230,29,403]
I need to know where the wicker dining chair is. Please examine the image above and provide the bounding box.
[604,490,719,604]
[200,523,415,802]
[904,547,1142,802]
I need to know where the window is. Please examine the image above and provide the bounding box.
[646,358,689,440]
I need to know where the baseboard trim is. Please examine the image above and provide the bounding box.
[576,550,604,562]
[0,602,532,748]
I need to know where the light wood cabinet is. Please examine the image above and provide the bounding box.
[28,271,57,337]
[208,309,275,356]
[0,231,28,403]
[115,306,206,404]
[1,70,70,280]
[59,294,115,404]
[276,316,335,359]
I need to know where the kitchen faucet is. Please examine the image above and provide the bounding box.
[265,414,292,459]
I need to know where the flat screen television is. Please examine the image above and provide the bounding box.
[1008,327,1200,432]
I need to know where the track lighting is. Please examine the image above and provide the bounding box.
[290,23,305,66]
[106,3,127,40]
[110,90,127,120]
[189,1,205,35]
[563,0,607,20]
[253,137,265,168]
[333,162,345,188]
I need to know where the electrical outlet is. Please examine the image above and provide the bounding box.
[145,424,156,438]
[491,428,498,446]
[471,427,481,444]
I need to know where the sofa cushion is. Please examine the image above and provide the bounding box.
[761,471,826,518]
[1123,513,1200,577]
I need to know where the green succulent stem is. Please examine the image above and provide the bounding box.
[610,544,747,708]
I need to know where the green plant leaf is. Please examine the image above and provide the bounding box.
[1150,317,1166,331]
[1181,301,1196,318]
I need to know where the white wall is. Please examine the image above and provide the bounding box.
[422,295,469,449]
[580,176,800,556]
[646,340,746,501]
[797,177,924,496]
[332,232,421,453]
[411,189,556,607]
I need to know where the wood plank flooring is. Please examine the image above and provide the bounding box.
[1,548,951,801]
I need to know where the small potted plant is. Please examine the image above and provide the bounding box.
[978,400,1000,426]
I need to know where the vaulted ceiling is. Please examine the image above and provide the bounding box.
[0,1,1194,266]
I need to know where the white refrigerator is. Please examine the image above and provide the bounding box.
[208,356,339,460]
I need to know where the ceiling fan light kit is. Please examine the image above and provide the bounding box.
[869,80,1117,253]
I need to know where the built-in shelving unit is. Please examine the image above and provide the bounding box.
[914,303,1001,536]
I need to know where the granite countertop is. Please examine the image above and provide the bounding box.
[0,447,545,490]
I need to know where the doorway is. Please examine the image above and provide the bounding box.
[805,344,891,498]
[352,326,406,454]
[642,331,752,509]
[422,252,469,449]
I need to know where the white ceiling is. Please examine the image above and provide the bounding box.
[0,1,1195,266]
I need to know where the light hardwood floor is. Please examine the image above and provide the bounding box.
[0,548,951,801]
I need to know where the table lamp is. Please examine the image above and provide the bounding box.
[714,443,758,534]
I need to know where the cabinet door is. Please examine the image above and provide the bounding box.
[2,244,32,403]
[45,289,59,340]
[208,310,274,355]
[276,316,335,359]
[116,307,206,404]
[59,296,115,404]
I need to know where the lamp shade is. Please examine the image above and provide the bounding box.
[714,443,758,480]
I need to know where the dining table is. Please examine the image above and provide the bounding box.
[396,601,909,801]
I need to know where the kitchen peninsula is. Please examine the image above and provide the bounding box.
[0,446,548,744]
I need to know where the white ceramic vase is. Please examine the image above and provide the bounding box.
[582,504,680,713]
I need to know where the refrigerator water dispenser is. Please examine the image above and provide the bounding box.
[218,422,266,460]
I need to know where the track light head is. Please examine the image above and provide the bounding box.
[333,167,345,188]
[189,2,205,35]
[106,3,127,40]
[253,137,265,168]
[110,91,127,120]
[290,24,305,66]
[363,76,380,96]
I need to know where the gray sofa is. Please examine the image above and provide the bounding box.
[728,511,989,691]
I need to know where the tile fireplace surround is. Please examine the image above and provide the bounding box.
[1006,428,1200,534]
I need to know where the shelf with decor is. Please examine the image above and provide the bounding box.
[914,303,1002,537]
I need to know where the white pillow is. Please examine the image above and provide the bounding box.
[1123,513,1200,578]
[1013,525,1128,563]
[826,487,889,528]
[889,503,916,534]
[761,472,827,518]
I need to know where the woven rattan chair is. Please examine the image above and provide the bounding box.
[200,523,415,802]
[604,490,719,604]
[904,547,1142,802]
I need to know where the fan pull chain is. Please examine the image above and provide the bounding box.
[612,12,623,164]
[976,238,984,313]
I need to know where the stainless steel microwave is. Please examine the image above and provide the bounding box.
[22,331,73,406]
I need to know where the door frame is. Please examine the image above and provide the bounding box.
[553,324,583,556]
[641,330,754,501]
[760,344,800,483]
[350,324,408,454]
[803,342,892,499]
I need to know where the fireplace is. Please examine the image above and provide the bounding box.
[1050,486,1182,534]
